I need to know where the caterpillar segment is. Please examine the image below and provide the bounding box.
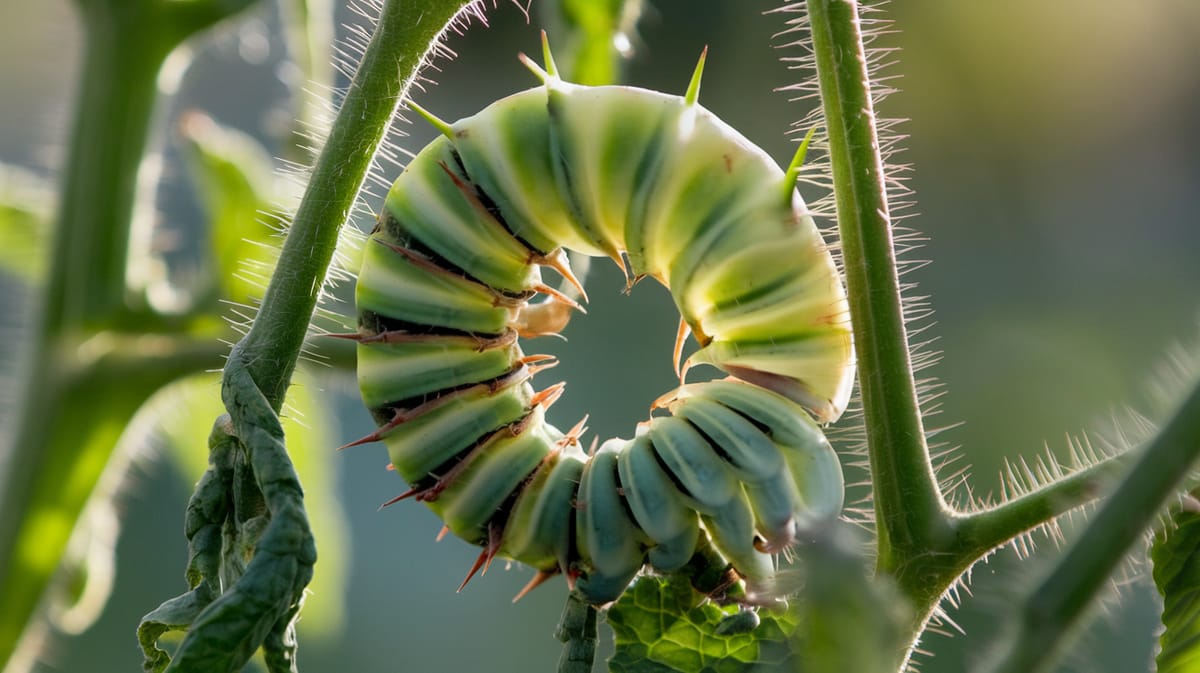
[348,33,855,605]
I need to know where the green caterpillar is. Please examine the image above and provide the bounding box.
[342,34,855,604]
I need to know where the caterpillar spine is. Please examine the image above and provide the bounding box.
[344,33,855,604]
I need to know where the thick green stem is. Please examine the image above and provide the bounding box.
[47,6,165,329]
[805,0,949,579]
[0,13,171,668]
[801,7,1200,672]
[801,5,1170,662]
[235,0,474,411]
[977,380,1200,673]
[0,1,255,668]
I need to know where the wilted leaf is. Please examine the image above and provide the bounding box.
[156,369,348,640]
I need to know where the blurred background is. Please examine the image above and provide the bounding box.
[1,1,1198,671]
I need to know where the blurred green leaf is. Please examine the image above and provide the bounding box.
[45,499,119,636]
[178,111,367,320]
[0,204,45,281]
[0,365,170,668]
[543,0,643,85]
[1152,497,1200,673]
[0,164,52,282]
[156,369,348,640]
[178,112,286,306]
[276,0,335,163]
[782,526,911,673]
[607,574,795,673]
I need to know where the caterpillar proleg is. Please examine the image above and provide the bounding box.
[343,34,855,604]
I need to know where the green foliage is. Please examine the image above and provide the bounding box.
[607,575,793,673]
[140,353,316,673]
[0,204,43,281]
[607,526,909,673]
[3,1,1200,672]
[0,166,51,282]
[782,527,910,673]
[0,0,262,665]
[1154,497,1200,673]
[156,371,348,639]
[135,0,475,669]
[541,0,643,85]
[178,112,288,307]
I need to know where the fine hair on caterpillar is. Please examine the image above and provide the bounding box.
[337,32,855,605]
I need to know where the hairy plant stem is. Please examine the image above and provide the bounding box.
[805,0,949,582]
[234,0,473,410]
[133,0,474,669]
[805,3,1200,670]
[0,2,254,667]
[977,380,1200,673]
[951,451,1134,561]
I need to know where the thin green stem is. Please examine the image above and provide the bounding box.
[952,451,1133,561]
[881,451,1136,647]
[556,593,599,673]
[805,0,949,579]
[977,379,1200,673]
[235,0,474,411]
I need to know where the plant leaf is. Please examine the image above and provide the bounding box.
[1,365,179,671]
[139,350,317,673]
[178,112,366,326]
[607,524,910,673]
[1153,497,1200,673]
[783,526,911,673]
[156,369,348,641]
[606,574,795,673]
[542,0,643,86]
[0,164,52,282]
[178,112,286,306]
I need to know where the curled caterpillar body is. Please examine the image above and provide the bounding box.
[348,36,855,604]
